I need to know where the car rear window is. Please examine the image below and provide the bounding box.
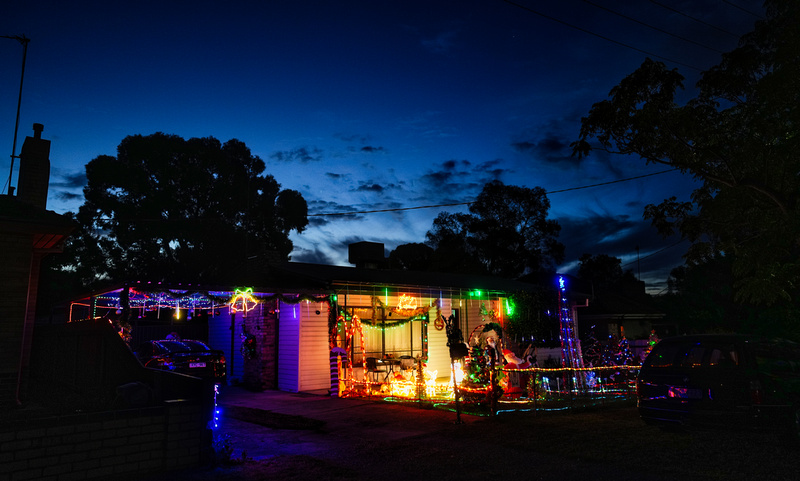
[707,346,739,367]
[645,342,680,368]
[645,340,741,369]
[754,340,800,374]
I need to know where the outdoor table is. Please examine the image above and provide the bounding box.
[377,358,400,380]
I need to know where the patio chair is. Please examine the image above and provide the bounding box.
[365,357,388,382]
[399,355,415,371]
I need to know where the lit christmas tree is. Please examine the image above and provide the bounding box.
[617,333,634,366]
[582,327,602,367]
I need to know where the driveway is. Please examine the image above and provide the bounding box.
[139,387,797,480]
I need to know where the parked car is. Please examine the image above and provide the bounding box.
[637,334,800,438]
[136,339,226,382]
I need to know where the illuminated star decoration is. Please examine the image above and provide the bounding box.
[229,288,259,313]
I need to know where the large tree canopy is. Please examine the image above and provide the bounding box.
[65,133,308,287]
[424,180,564,278]
[577,253,636,291]
[573,0,800,305]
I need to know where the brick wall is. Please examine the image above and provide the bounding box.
[0,400,208,481]
[242,300,279,391]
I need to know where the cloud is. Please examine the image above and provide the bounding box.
[475,159,509,181]
[352,181,402,194]
[360,146,386,153]
[356,183,384,193]
[270,147,323,163]
[55,191,83,202]
[51,171,87,189]
[334,133,371,143]
[289,245,337,265]
[512,133,582,168]
[419,159,472,185]
[556,212,686,286]
[306,199,366,226]
[325,172,348,181]
[421,30,458,54]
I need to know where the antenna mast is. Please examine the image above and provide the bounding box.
[2,34,30,195]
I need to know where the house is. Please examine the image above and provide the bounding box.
[576,278,672,360]
[0,124,74,407]
[74,245,540,395]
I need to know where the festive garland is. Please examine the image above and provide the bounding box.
[96,287,333,311]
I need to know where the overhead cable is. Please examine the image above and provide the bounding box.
[579,0,725,53]
[500,0,703,71]
[648,0,740,39]
[308,168,680,217]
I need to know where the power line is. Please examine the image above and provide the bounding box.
[648,0,740,39]
[308,168,679,217]
[621,238,686,270]
[722,0,764,19]
[499,0,704,71]
[579,0,725,53]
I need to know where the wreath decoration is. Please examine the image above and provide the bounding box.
[241,328,257,360]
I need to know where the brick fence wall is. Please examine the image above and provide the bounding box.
[0,399,208,481]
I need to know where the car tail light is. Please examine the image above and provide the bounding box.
[749,380,763,404]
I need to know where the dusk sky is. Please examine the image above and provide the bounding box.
[2,1,764,292]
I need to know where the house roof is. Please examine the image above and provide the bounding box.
[266,262,541,296]
[0,195,75,250]
[579,281,664,320]
[74,262,545,310]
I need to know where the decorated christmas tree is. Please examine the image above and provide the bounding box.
[641,329,660,363]
[601,334,618,366]
[616,333,634,366]
[582,327,602,367]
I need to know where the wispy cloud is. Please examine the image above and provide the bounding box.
[270,147,324,163]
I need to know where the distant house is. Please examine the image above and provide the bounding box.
[576,278,672,360]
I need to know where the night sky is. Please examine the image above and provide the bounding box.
[2,0,764,291]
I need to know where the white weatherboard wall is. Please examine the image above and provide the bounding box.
[426,299,449,380]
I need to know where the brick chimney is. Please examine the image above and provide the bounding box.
[16,123,51,208]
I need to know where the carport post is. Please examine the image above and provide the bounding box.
[230,311,236,380]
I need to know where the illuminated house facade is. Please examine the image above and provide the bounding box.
[73,254,536,395]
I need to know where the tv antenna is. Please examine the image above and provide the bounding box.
[1,34,30,196]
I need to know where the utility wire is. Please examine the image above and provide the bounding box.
[579,0,725,53]
[648,0,740,39]
[722,0,764,19]
[308,168,679,217]
[500,0,703,71]
[88,169,681,222]
[621,238,686,270]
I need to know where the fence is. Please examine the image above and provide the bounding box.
[344,364,640,415]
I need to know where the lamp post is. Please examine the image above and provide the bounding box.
[2,34,29,196]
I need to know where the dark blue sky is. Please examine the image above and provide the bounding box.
[2,0,764,291]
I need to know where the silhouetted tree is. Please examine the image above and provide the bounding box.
[573,0,800,306]
[388,243,434,271]
[58,133,308,288]
[425,180,564,278]
[577,253,636,290]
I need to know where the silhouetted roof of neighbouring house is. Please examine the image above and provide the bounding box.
[580,280,664,318]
